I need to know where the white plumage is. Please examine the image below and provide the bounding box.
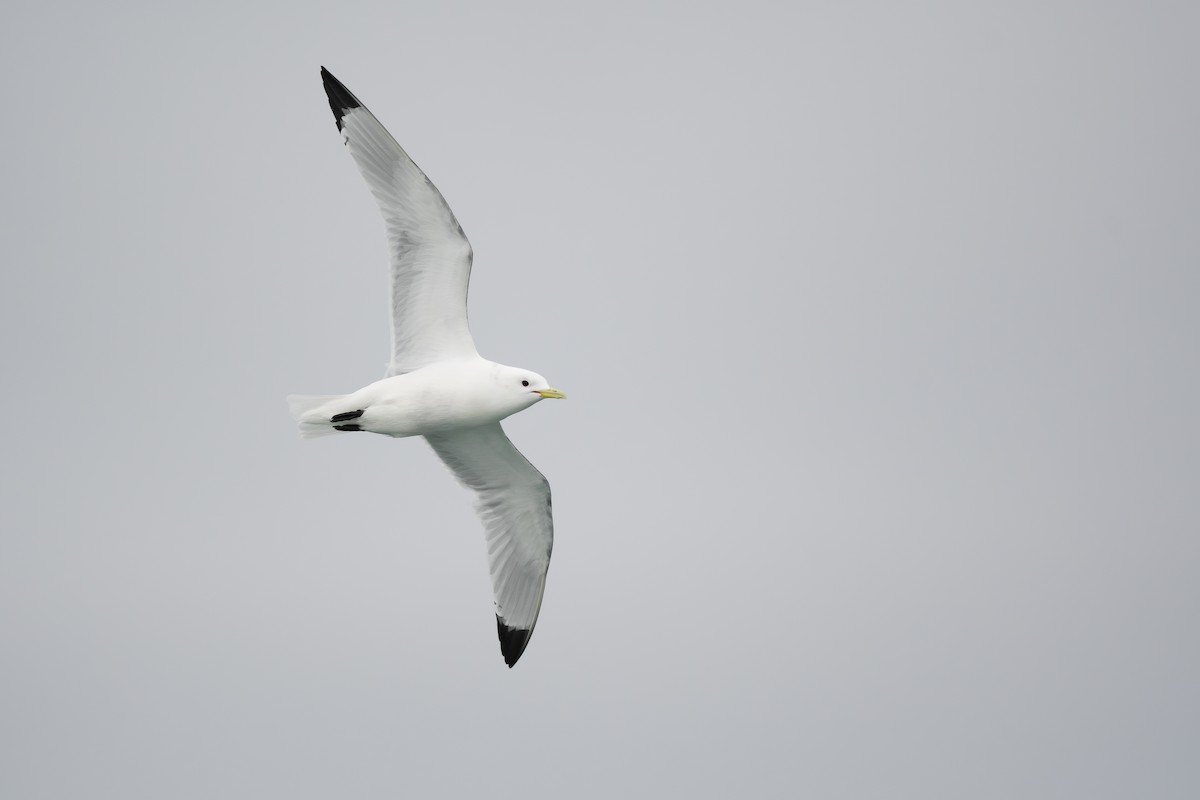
[288,68,566,667]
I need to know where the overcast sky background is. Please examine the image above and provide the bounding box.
[2,1,1198,797]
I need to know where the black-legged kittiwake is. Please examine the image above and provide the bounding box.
[288,68,566,668]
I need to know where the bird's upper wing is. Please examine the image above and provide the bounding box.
[321,67,478,375]
[425,423,554,667]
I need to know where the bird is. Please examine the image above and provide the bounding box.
[288,67,566,668]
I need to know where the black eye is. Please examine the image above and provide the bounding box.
[521,380,530,387]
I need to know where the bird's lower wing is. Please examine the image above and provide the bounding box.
[425,423,553,667]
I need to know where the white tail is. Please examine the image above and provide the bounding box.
[287,394,349,439]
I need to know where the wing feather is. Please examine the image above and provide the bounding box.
[425,423,553,667]
[320,67,477,374]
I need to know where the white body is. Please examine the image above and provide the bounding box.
[292,358,546,439]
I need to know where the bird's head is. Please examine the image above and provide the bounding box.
[495,365,566,406]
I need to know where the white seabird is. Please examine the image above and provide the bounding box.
[288,67,566,668]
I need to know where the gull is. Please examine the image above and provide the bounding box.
[288,68,566,668]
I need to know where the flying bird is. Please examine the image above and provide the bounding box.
[289,68,566,668]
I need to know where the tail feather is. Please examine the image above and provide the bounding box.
[287,394,351,439]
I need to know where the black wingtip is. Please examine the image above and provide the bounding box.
[496,615,533,668]
[330,409,364,423]
[320,66,362,131]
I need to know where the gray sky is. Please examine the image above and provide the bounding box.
[2,1,1198,797]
